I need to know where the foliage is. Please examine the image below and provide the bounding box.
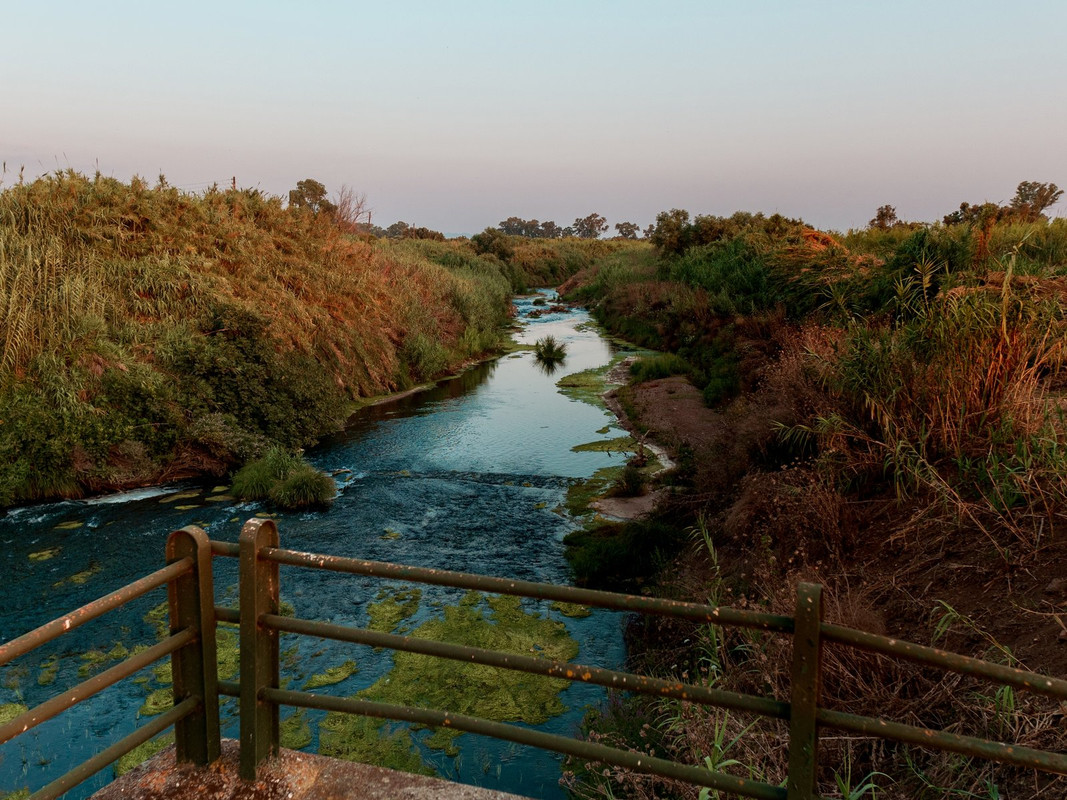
[0,172,521,506]
[534,335,567,363]
[564,519,687,589]
[288,178,336,215]
[231,448,335,509]
[572,212,609,239]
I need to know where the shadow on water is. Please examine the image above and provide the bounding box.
[0,293,641,799]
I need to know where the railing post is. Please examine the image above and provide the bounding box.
[239,518,280,781]
[166,525,221,765]
[787,582,823,800]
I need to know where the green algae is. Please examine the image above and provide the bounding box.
[54,521,83,530]
[159,490,201,503]
[319,715,434,776]
[0,702,28,725]
[0,789,30,800]
[565,466,625,517]
[114,732,173,776]
[304,660,359,690]
[37,655,59,686]
[367,588,422,633]
[280,709,313,749]
[140,688,173,716]
[380,527,401,540]
[596,425,612,434]
[174,504,201,511]
[211,485,229,493]
[78,650,109,677]
[53,562,102,588]
[205,494,235,502]
[571,436,637,454]
[551,601,592,618]
[28,547,61,562]
[360,592,578,751]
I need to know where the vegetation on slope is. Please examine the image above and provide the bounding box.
[559,187,1067,799]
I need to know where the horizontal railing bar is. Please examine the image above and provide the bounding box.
[0,558,194,668]
[214,606,239,625]
[817,707,1067,775]
[263,613,791,721]
[29,695,199,800]
[211,540,240,558]
[218,679,240,697]
[822,623,1067,701]
[0,628,196,746]
[263,688,788,800]
[257,546,794,633]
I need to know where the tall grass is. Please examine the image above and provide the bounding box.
[0,172,523,505]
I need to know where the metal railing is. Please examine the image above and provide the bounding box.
[3,517,1066,799]
[0,527,219,800]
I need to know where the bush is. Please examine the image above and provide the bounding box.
[563,519,686,589]
[268,463,336,509]
[629,354,690,383]
[230,448,302,501]
[534,335,567,363]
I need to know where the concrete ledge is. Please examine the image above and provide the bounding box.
[92,739,534,800]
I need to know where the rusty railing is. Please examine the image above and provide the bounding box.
[3,517,1066,799]
[0,527,220,800]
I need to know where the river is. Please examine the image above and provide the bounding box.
[0,292,639,799]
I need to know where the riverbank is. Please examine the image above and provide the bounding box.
[557,216,1067,799]
[0,173,640,510]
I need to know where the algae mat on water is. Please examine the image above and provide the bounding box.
[319,591,580,770]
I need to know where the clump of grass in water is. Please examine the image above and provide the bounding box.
[534,335,567,363]
[231,447,335,510]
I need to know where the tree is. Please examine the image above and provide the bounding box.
[869,205,900,230]
[333,184,371,232]
[648,208,691,254]
[1009,181,1063,222]
[288,178,336,215]
[572,213,608,239]
[614,221,640,239]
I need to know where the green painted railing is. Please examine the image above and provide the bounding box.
[2,517,1066,799]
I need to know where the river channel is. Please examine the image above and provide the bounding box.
[0,293,640,799]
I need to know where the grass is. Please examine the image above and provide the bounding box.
[231,448,336,509]
[534,335,567,363]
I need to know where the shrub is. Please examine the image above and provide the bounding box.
[534,335,567,363]
[230,448,302,501]
[268,463,336,509]
[629,353,690,383]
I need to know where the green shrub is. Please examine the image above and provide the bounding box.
[231,448,301,501]
[613,464,647,497]
[629,354,690,383]
[534,335,567,363]
[268,463,336,509]
[563,520,685,589]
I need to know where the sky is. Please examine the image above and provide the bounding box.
[3,0,1066,235]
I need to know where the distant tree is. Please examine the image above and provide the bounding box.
[498,217,532,236]
[333,184,371,232]
[572,213,609,239]
[648,208,692,254]
[869,205,900,230]
[1009,181,1063,222]
[642,224,655,239]
[614,221,640,239]
[383,221,444,240]
[471,227,514,260]
[288,178,336,215]
[538,220,564,239]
